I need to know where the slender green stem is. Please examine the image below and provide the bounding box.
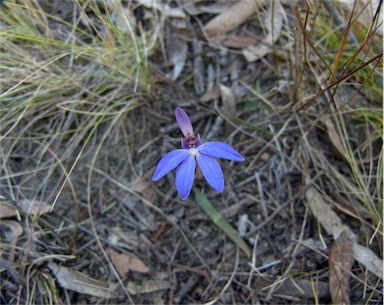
[194,188,251,257]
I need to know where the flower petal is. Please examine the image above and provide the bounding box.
[196,153,224,193]
[152,149,189,181]
[198,142,245,161]
[175,107,194,137]
[175,154,196,200]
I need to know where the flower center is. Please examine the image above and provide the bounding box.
[189,148,198,156]
[185,134,199,148]
[181,133,202,150]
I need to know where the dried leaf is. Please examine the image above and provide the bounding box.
[131,180,155,203]
[339,1,383,36]
[243,43,271,63]
[108,248,130,277]
[205,34,259,49]
[0,220,23,243]
[263,0,284,44]
[324,117,348,159]
[126,280,171,295]
[305,179,383,278]
[17,199,50,216]
[166,27,188,81]
[107,248,149,277]
[178,0,232,16]
[104,29,116,51]
[204,0,264,36]
[352,243,383,279]
[48,262,114,298]
[274,277,330,299]
[243,0,284,62]
[200,85,221,103]
[329,231,354,305]
[137,0,186,18]
[305,184,348,240]
[178,0,201,16]
[193,39,204,94]
[219,84,236,135]
[131,180,150,193]
[0,201,18,219]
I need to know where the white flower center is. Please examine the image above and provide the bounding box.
[189,148,198,156]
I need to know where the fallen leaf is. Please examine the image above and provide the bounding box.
[339,0,383,36]
[243,0,284,62]
[17,199,50,216]
[193,39,204,94]
[131,180,150,193]
[329,231,354,305]
[219,84,236,135]
[107,248,149,277]
[352,243,384,280]
[178,0,232,16]
[166,27,188,81]
[48,262,114,298]
[178,0,201,16]
[0,220,23,243]
[243,42,272,63]
[324,117,348,159]
[104,28,116,51]
[273,277,330,299]
[0,201,18,219]
[204,0,264,36]
[131,180,156,203]
[304,183,349,240]
[106,2,136,36]
[200,85,221,103]
[237,214,248,237]
[305,178,383,278]
[137,0,186,18]
[126,280,171,295]
[205,34,260,49]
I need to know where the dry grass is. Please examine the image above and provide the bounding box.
[0,1,382,304]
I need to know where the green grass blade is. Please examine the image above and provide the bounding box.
[194,188,251,257]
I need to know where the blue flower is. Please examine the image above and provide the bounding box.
[152,107,245,200]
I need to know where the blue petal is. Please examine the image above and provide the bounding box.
[198,142,245,161]
[152,149,189,181]
[175,154,196,200]
[196,153,224,193]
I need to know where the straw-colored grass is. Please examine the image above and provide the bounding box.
[0,1,382,304]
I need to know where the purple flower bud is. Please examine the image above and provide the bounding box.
[175,107,194,138]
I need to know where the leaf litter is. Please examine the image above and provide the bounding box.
[0,1,382,304]
[48,262,115,298]
[305,178,383,278]
[107,248,150,277]
[329,231,354,305]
